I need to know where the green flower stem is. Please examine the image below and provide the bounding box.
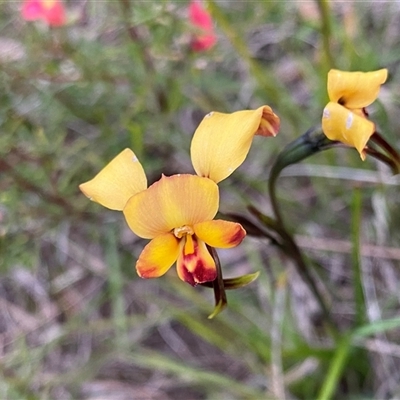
[315,0,335,70]
[265,126,399,333]
[266,126,341,336]
[249,206,337,337]
[269,125,339,226]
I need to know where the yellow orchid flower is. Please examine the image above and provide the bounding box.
[80,150,245,286]
[80,105,279,285]
[321,69,388,159]
[123,173,245,285]
[191,105,280,183]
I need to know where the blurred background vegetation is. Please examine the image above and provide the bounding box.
[1,1,400,399]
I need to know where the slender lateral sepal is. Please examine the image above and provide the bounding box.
[369,131,400,174]
[200,271,260,290]
[207,246,227,319]
[222,212,281,245]
[202,246,260,318]
[365,146,400,175]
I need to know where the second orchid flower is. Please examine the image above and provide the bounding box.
[321,68,388,159]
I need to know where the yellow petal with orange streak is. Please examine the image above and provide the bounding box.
[136,233,180,279]
[190,106,280,183]
[176,236,216,286]
[79,149,147,211]
[123,174,219,239]
[194,220,246,248]
[327,69,387,109]
[322,102,375,160]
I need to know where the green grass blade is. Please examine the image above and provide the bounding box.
[317,335,352,400]
[351,187,366,326]
[128,350,266,399]
[105,224,128,347]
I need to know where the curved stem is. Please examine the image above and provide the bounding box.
[265,125,399,336]
[249,206,338,337]
[370,131,400,171]
[268,126,338,226]
[365,145,399,175]
[266,127,341,336]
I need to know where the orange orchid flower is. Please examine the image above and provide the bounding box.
[80,150,244,286]
[321,69,388,159]
[124,173,246,285]
[22,0,66,27]
[80,106,279,285]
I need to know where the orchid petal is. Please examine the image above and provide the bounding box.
[123,174,219,239]
[176,236,217,286]
[322,102,375,159]
[136,233,180,279]
[79,149,147,211]
[327,69,388,109]
[194,220,246,248]
[191,106,280,183]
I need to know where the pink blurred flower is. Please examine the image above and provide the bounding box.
[21,0,66,27]
[188,0,216,52]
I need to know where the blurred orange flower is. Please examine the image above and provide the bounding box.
[21,0,66,27]
[321,69,388,159]
[188,0,216,51]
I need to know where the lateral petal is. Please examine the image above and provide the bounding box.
[80,149,147,211]
[136,233,180,279]
[322,102,375,159]
[190,106,280,183]
[123,174,219,239]
[176,236,217,286]
[327,69,388,109]
[194,220,246,248]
